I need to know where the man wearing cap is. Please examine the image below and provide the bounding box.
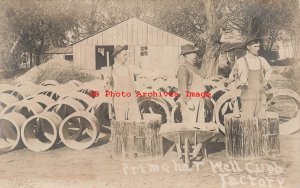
[177,44,206,125]
[229,38,272,117]
[106,45,164,121]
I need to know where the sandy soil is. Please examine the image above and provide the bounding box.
[0,72,299,188]
[0,131,299,188]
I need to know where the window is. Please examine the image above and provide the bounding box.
[140,46,148,56]
[65,55,73,62]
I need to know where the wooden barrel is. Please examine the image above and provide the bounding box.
[111,113,163,161]
[224,112,280,159]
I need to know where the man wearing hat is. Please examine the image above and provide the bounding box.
[106,45,164,121]
[229,37,272,117]
[105,45,141,121]
[177,44,206,125]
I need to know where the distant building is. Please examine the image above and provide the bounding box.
[43,46,73,61]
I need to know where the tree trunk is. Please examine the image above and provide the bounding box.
[29,52,33,68]
[111,114,163,161]
[35,38,44,66]
[201,0,223,79]
[224,112,280,159]
[10,35,21,54]
[201,42,221,78]
[35,54,41,66]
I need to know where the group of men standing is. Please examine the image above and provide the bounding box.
[106,37,272,123]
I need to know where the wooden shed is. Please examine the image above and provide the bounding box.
[43,46,73,61]
[72,17,193,77]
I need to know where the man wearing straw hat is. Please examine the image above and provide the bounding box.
[177,44,206,125]
[106,45,164,121]
[105,45,142,121]
[229,37,272,117]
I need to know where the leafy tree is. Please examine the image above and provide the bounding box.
[1,0,78,71]
[1,0,298,78]
[227,0,297,50]
[200,0,297,78]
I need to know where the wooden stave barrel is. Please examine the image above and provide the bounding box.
[111,114,163,161]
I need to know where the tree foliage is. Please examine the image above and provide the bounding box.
[0,0,298,77]
[0,0,79,71]
[227,0,298,50]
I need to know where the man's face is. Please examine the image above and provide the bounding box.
[116,50,128,64]
[247,42,260,56]
[185,53,197,64]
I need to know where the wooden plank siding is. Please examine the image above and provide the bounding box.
[142,21,147,45]
[86,45,94,70]
[117,24,123,44]
[132,18,138,45]
[87,36,93,46]
[122,21,128,45]
[79,45,84,68]
[97,33,103,45]
[147,25,153,45]
[127,45,135,66]
[73,45,80,65]
[127,18,133,45]
[111,26,118,44]
[152,26,158,45]
[72,17,193,77]
[137,20,143,45]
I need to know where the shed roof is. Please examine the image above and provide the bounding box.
[43,46,73,54]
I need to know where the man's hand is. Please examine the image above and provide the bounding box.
[262,81,270,90]
[187,101,195,111]
[159,73,167,81]
[238,84,248,95]
[240,84,248,91]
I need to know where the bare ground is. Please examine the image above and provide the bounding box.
[0,131,299,188]
[0,74,299,188]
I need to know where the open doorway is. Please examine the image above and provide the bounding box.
[95,46,114,70]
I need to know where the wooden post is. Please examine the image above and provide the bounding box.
[184,137,191,167]
[111,114,163,161]
[106,51,112,119]
[106,51,110,67]
[224,112,280,159]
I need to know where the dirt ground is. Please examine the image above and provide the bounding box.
[0,130,299,188]
[1,75,299,188]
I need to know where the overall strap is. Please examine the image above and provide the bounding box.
[258,57,262,69]
[243,56,250,69]
[126,65,135,83]
[243,56,262,69]
[257,57,265,80]
[108,65,115,91]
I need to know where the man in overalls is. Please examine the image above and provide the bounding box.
[106,45,141,121]
[229,38,272,117]
[106,45,165,121]
[177,44,206,125]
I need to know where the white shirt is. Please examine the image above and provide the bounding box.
[105,62,161,89]
[229,52,272,86]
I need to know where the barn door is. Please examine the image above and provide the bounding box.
[95,46,114,70]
